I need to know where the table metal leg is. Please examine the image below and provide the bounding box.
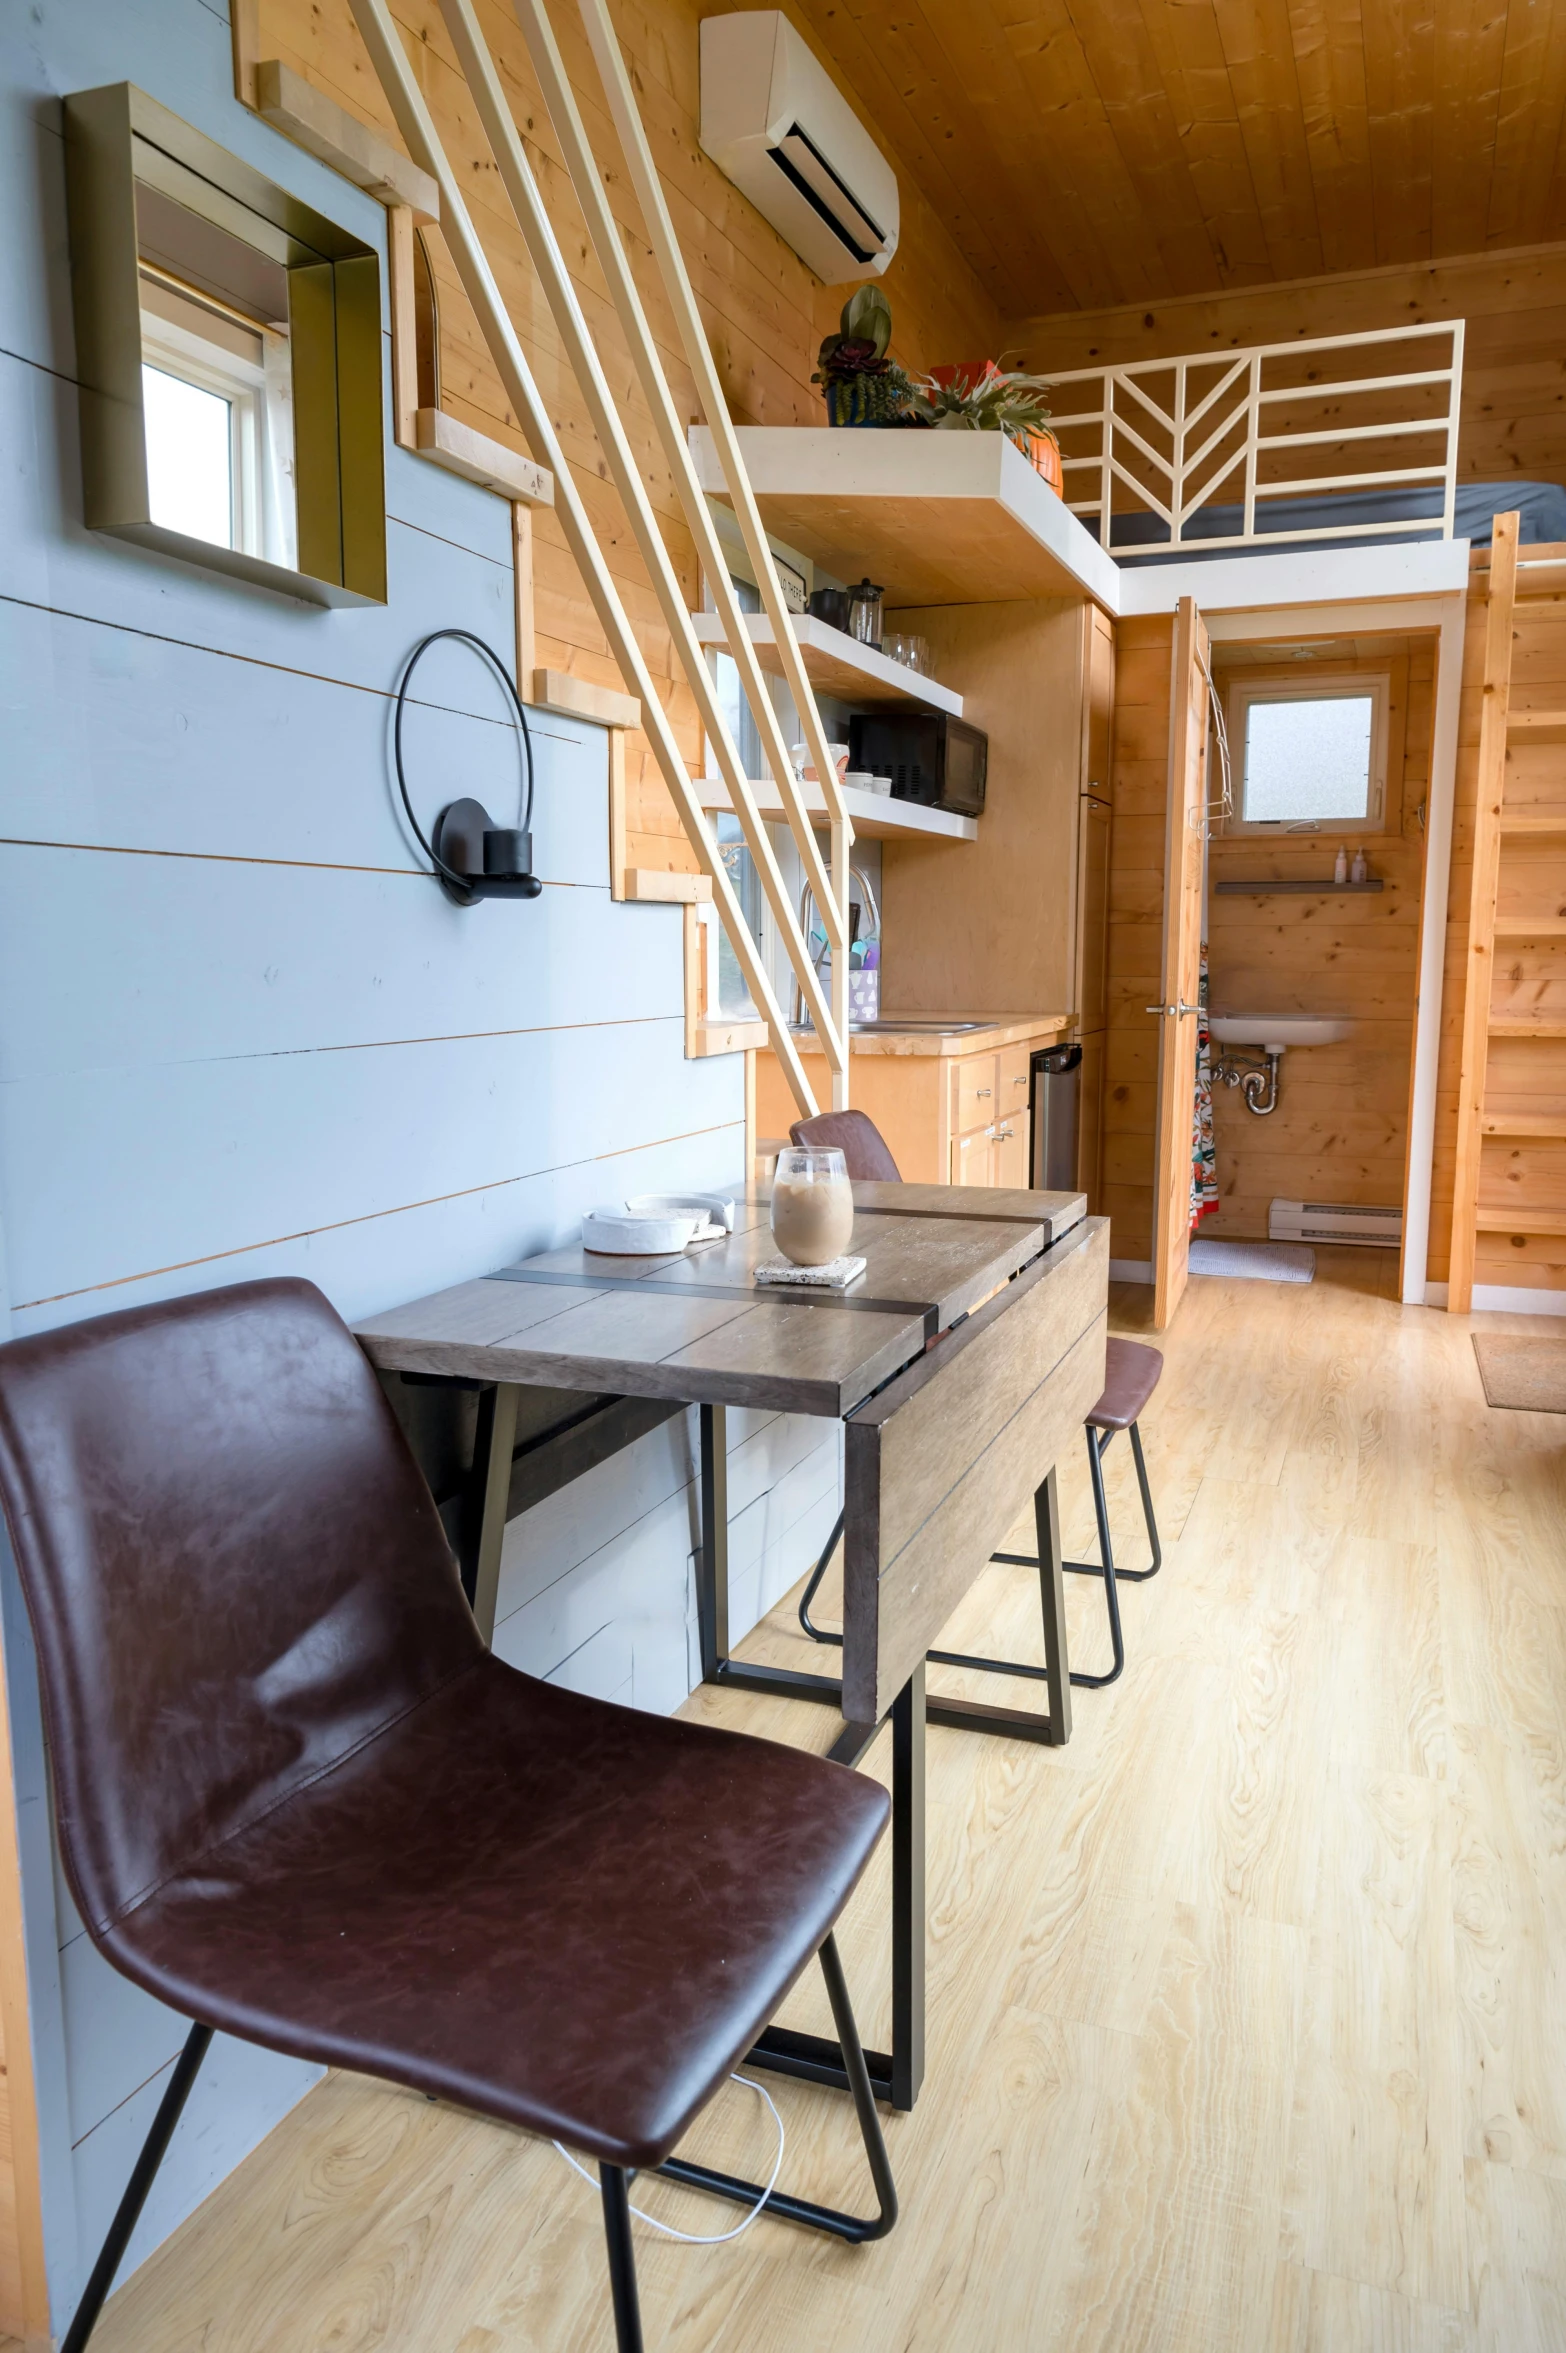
[890,1664,926,2110]
[1036,1465,1072,1746]
[696,1402,728,1681]
[459,1382,521,1645]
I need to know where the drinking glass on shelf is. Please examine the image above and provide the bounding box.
[769,1147,854,1266]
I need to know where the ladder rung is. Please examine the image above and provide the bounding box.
[1500,813,1566,833]
[1481,1114,1566,1138]
[1474,1208,1566,1234]
[1507,709,1566,730]
[1488,1019,1566,1037]
[1492,915,1566,935]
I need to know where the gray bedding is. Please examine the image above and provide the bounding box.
[1093,479,1566,564]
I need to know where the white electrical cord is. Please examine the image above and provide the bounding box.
[554,2073,785,2244]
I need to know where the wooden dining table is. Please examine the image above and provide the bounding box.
[355,1180,1109,2112]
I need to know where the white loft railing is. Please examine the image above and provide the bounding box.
[1047,320,1465,558]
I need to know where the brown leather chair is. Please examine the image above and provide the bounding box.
[0,1279,895,2353]
[788,1107,901,1182]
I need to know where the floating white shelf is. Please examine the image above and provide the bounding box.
[689,611,963,715]
[689,425,1121,611]
[696,776,977,843]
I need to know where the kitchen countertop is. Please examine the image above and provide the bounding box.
[786,1013,1070,1058]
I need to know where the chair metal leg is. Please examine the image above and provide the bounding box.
[656,1934,897,2242]
[796,1507,845,1647]
[1112,1420,1163,1581]
[1068,1425,1124,1689]
[62,2021,214,2353]
[600,2165,645,2353]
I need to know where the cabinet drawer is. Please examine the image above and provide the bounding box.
[954,1053,999,1131]
[997,1045,1033,1120]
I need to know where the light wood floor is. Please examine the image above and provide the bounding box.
[86,1253,1566,2351]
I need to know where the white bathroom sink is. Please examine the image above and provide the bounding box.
[1209,1014,1353,1050]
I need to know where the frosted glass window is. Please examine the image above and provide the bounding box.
[1230,678,1387,829]
[142,364,233,547]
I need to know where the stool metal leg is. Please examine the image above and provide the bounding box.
[1111,1421,1164,1582]
[797,1507,845,1646]
[62,2021,214,2353]
[1068,1424,1124,1689]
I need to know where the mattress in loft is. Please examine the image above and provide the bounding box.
[1092,479,1566,565]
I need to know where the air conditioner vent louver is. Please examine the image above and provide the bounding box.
[1269,1197,1403,1248]
[767,123,888,265]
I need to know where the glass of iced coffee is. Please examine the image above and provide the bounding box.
[769,1146,854,1266]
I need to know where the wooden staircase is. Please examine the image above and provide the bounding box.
[1449,511,1566,1308]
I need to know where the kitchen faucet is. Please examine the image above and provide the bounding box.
[793,865,881,1027]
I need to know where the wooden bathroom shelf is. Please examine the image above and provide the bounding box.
[1474,1208,1566,1234]
[1213,878,1384,894]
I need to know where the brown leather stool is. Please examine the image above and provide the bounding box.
[789,1110,1164,1696]
[0,1279,896,2353]
[992,1337,1165,1689]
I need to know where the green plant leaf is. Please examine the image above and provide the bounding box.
[840,284,892,359]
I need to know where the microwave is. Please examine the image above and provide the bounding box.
[847,711,988,817]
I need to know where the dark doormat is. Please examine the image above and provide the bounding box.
[1472,1334,1566,1412]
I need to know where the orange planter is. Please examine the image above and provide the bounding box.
[1025,429,1063,494]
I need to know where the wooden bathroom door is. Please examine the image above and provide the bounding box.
[1151,596,1210,1330]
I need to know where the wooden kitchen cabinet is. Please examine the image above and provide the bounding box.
[754,1018,1069,1187]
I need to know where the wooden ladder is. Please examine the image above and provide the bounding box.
[1448,512,1566,1306]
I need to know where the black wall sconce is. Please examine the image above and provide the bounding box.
[394,629,542,905]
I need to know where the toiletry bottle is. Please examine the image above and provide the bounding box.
[1333,845,1349,885]
[1350,846,1368,884]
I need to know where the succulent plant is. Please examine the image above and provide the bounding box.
[813,284,916,426]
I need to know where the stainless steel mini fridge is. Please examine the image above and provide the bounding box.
[1030,1043,1083,1192]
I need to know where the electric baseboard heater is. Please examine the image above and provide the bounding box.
[1269,1199,1403,1248]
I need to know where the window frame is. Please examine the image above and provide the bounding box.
[1223,670,1391,836]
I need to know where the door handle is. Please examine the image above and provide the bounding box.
[976,1086,992,1098]
[1145,1002,1202,1017]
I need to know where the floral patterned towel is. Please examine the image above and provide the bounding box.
[1191,949,1219,1234]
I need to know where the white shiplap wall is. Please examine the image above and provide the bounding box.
[0,0,841,2326]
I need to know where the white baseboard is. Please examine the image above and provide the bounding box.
[1423,1281,1566,1317]
[1109,1258,1153,1284]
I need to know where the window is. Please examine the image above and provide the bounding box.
[139,270,296,568]
[1226,673,1390,832]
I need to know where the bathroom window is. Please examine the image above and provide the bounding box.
[1226,673,1389,832]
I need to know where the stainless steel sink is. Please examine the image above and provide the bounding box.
[792,1019,991,1036]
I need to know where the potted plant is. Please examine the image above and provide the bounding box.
[813,285,917,428]
[909,361,1062,492]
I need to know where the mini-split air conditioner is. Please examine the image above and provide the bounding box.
[699,13,900,284]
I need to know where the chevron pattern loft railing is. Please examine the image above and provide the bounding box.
[347,0,853,1117]
[1047,320,1465,559]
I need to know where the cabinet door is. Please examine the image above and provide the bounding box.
[991,1111,1028,1188]
[952,1125,996,1186]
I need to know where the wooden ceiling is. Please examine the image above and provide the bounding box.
[780,0,1566,316]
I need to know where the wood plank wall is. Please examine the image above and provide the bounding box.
[258,0,1002,872]
[1009,245,1566,492]
[1429,558,1566,1295]
[1103,614,1172,1265]
[1203,639,1432,1242]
